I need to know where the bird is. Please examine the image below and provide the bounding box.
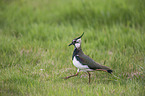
[64,32,113,83]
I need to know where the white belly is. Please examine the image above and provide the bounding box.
[73,56,89,69]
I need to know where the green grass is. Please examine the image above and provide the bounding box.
[0,0,145,95]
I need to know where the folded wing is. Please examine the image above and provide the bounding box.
[76,54,111,70]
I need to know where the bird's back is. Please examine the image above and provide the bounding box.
[77,53,111,70]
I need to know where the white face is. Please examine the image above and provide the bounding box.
[74,38,81,48]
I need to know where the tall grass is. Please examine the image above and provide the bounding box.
[0,0,144,95]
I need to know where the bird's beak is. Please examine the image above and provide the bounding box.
[68,42,73,46]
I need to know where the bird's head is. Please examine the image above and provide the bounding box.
[68,32,84,49]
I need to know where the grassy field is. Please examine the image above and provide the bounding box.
[0,0,145,95]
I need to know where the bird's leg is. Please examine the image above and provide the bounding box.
[87,72,91,83]
[64,72,79,79]
[64,69,79,79]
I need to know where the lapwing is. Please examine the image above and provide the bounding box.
[64,32,113,83]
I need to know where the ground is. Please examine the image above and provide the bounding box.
[0,0,144,95]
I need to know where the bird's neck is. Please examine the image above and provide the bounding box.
[72,47,83,60]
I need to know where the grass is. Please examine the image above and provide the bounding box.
[0,0,145,95]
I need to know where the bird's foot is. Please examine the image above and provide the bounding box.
[63,76,69,79]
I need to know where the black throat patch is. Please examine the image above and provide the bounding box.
[72,48,80,60]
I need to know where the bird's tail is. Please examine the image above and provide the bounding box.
[96,65,113,74]
[107,69,113,74]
